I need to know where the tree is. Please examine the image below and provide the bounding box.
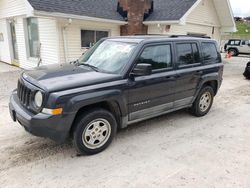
[234,17,243,22]
[244,16,250,21]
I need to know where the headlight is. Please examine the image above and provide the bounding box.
[34,91,43,108]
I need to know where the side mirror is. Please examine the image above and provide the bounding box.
[131,64,152,76]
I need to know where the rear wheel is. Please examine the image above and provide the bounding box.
[228,48,239,56]
[73,108,117,155]
[190,86,214,117]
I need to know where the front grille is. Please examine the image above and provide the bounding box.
[17,80,32,107]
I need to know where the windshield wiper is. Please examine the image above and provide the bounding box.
[80,63,99,72]
[71,59,99,72]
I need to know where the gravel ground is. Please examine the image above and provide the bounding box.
[0,55,250,188]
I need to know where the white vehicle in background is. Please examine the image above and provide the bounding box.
[225,39,250,56]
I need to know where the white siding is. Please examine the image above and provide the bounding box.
[1,15,121,68]
[187,0,221,26]
[0,0,28,18]
[15,17,30,69]
[14,17,60,68]
[148,23,221,42]
[172,24,221,41]
[38,18,60,66]
[57,19,120,63]
[148,0,222,42]
[0,19,11,63]
[0,17,34,67]
[0,0,34,67]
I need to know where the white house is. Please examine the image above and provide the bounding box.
[0,0,236,69]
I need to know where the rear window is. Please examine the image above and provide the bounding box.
[201,42,219,62]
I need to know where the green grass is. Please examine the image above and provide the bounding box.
[234,22,250,35]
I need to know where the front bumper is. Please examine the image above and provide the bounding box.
[9,91,75,143]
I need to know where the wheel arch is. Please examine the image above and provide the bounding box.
[69,100,123,137]
[202,80,218,95]
[193,76,220,104]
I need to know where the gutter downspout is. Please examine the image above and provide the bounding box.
[62,18,72,64]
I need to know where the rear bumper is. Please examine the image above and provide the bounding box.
[9,91,75,143]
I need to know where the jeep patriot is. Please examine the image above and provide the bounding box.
[9,36,223,155]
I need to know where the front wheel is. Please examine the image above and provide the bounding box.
[190,86,214,117]
[73,108,117,155]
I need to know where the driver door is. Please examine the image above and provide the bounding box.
[128,43,176,121]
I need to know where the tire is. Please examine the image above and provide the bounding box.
[73,108,117,155]
[228,48,239,56]
[190,86,214,117]
[243,62,250,79]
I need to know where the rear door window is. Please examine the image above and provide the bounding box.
[176,43,201,67]
[201,42,219,63]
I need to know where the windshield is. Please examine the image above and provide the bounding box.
[78,40,137,74]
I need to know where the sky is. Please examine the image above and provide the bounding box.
[230,0,250,17]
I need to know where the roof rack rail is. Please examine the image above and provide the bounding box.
[133,34,165,36]
[170,35,211,39]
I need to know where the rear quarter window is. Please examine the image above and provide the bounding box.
[242,40,250,45]
[201,42,219,63]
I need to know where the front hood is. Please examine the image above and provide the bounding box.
[23,64,121,92]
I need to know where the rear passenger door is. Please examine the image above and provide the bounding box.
[174,42,203,108]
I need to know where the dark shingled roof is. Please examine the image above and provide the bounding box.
[28,0,124,21]
[28,0,197,22]
[145,0,197,21]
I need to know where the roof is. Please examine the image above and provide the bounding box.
[145,0,197,21]
[27,0,124,21]
[28,0,197,22]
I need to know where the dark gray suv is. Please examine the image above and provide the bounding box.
[9,36,223,155]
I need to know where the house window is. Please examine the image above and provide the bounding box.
[81,30,109,48]
[27,18,39,58]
